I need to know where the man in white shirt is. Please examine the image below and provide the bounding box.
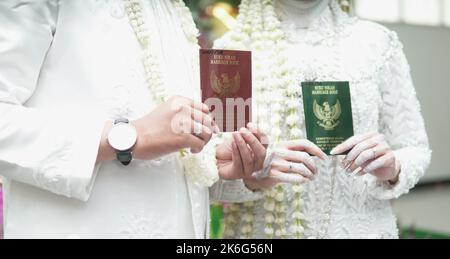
[0,0,271,239]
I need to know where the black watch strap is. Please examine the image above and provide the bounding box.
[114,118,133,166]
[117,150,133,166]
[114,118,129,125]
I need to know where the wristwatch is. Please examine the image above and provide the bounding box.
[107,118,138,166]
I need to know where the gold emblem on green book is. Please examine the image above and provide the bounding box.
[313,99,341,131]
[302,81,354,155]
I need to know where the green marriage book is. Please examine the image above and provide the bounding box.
[301,81,354,155]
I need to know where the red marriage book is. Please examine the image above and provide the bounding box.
[200,49,252,132]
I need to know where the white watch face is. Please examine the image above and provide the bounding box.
[108,123,137,151]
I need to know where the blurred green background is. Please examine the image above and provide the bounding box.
[184,0,240,47]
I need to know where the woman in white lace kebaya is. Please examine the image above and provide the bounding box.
[0,0,301,239]
[212,0,431,239]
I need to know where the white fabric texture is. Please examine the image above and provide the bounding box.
[213,1,431,239]
[0,0,214,239]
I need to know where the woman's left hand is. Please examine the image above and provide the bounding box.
[330,132,401,183]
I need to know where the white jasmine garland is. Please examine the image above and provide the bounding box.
[243,213,254,223]
[263,199,275,211]
[223,203,239,238]
[286,113,300,125]
[274,186,287,238]
[264,226,275,236]
[292,211,305,220]
[275,190,285,202]
[240,201,255,238]
[289,224,305,234]
[124,0,218,187]
[265,213,275,223]
[292,184,303,193]
[290,128,303,139]
[263,189,276,238]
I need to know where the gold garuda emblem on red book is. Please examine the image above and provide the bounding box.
[313,99,341,130]
[211,71,240,98]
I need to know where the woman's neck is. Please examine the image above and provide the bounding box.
[276,0,331,28]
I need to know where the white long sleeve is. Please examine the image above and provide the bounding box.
[366,31,432,200]
[0,0,104,202]
[210,179,264,203]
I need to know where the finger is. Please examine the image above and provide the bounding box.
[191,100,211,114]
[356,161,372,176]
[240,128,266,169]
[233,132,254,176]
[274,149,317,174]
[271,160,314,180]
[270,169,309,184]
[216,140,233,164]
[247,123,269,147]
[190,107,219,133]
[190,121,213,144]
[181,96,210,113]
[231,140,244,175]
[342,134,384,169]
[330,132,378,155]
[186,134,206,154]
[176,117,193,134]
[348,142,390,172]
[346,160,371,177]
[362,151,395,174]
[346,149,376,173]
[280,139,327,160]
[170,96,210,114]
[181,119,208,140]
[173,104,214,134]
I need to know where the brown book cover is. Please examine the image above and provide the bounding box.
[200,49,252,132]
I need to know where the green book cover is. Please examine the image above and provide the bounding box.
[302,81,354,155]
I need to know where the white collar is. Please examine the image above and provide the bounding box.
[276,0,331,29]
[276,0,355,45]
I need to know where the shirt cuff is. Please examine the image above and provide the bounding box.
[61,116,105,201]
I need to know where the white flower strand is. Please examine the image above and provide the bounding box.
[263,189,276,237]
[124,0,165,102]
[223,203,239,238]
[260,0,291,239]
[244,0,272,239]
[291,184,305,238]
[172,0,200,44]
[124,0,218,187]
[240,201,255,239]
[280,0,306,237]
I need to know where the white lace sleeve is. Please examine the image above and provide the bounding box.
[210,179,264,203]
[366,32,432,200]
